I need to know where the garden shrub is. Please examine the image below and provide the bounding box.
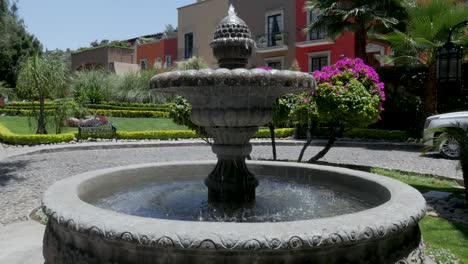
[0,122,74,145]
[296,58,386,162]
[117,130,197,140]
[87,104,169,111]
[254,128,295,138]
[88,109,169,118]
[374,66,426,136]
[343,128,408,141]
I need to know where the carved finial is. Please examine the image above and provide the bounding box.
[228,4,236,17]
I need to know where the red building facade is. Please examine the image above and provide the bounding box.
[295,0,391,72]
[136,37,177,70]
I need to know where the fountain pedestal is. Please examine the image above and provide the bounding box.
[206,127,258,204]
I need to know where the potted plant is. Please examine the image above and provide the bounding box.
[275,33,284,46]
[257,36,267,48]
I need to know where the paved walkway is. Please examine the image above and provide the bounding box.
[0,140,459,264]
[0,221,44,264]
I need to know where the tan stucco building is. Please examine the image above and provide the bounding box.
[177,0,297,69]
[232,0,296,69]
[71,46,138,74]
[177,0,229,67]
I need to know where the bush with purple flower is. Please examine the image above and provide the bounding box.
[311,58,385,128]
[296,58,386,162]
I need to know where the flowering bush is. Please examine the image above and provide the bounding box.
[310,58,385,128]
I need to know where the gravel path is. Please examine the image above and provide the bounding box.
[0,143,461,226]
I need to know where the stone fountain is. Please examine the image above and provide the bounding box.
[42,5,426,264]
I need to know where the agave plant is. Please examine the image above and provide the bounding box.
[427,124,468,204]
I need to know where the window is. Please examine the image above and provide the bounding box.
[184,33,193,59]
[309,52,330,72]
[140,59,148,70]
[267,12,283,47]
[165,55,172,68]
[308,10,327,41]
[265,57,284,70]
[267,61,282,70]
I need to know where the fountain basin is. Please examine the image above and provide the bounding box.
[42,161,426,264]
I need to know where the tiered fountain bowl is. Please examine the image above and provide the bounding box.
[42,5,426,264]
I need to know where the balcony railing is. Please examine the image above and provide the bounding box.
[256,32,289,50]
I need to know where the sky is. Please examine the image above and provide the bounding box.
[16,0,195,51]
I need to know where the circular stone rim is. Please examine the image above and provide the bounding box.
[150,69,315,90]
[42,160,426,251]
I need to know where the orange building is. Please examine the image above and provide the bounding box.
[136,35,178,70]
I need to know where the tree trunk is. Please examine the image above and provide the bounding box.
[36,96,47,134]
[423,63,437,116]
[354,24,367,60]
[298,126,315,162]
[269,124,277,160]
[462,163,468,205]
[307,127,343,163]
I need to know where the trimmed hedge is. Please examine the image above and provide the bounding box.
[254,128,295,138]
[117,130,197,140]
[0,125,295,145]
[343,128,409,141]
[87,104,169,111]
[297,127,410,141]
[87,128,296,141]
[0,108,169,118]
[103,102,171,108]
[88,109,169,118]
[0,109,56,116]
[0,123,75,145]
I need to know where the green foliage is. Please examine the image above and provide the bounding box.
[315,78,381,128]
[305,0,406,58]
[176,57,209,70]
[0,1,42,87]
[70,69,171,104]
[86,104,168,111]
[117,130,197,140]
[88,109,169,118]
[377,0,468,65]
[16,55,69,100]
[343,128,408,141]
[52,98,88,134]
[71,70,109,104]
[254,128,295,138]
[0,81,15,99]
[164,24,177,37]
[0,122,74,145]
[420,217,468,263]
[167,96,200,131]
[16,55,69,134]
[73,40,132,54]
[272,94,302,127]
[0,108,55,116]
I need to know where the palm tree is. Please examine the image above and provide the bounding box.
[427,125,468,204]
[377,0,468,115]
[16,55,68,134]
[305,0,406,59]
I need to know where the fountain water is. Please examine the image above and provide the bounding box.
[42,5,426,264]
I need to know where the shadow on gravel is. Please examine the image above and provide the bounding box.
[420,152,452,160]
[330,142,424,153]
[0,160,29,186]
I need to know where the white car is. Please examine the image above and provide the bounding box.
[423,111,468,159]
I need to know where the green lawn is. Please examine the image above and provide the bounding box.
[0,116,188,134]
[420,217,468,263]
[370,168,467,263]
